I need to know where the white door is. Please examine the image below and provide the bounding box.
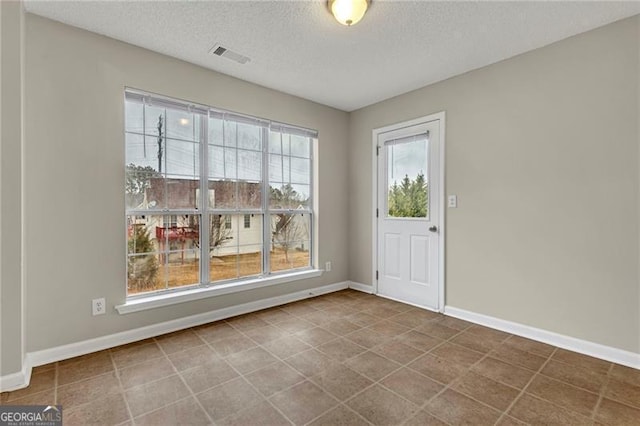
[376,116,442,310]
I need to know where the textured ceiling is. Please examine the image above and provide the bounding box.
[24,1,640,111]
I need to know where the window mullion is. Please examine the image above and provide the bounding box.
[200,115,210,286]
[262,127,271,276]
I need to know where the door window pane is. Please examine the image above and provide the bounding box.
[386,136,429,218]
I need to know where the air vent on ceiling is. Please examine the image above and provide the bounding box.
[209,44,251,65]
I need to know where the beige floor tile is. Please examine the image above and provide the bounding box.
[308,405,369,426]
[261,335,312,360]
[3,389,55,406]
[346,312,381,327]
[322,319,363,336]
[270,381,338,425]
[253,307,293,324]
[430,342,484,367]
[285,349,340,377]
[526,374,599,417]
[595,398,640,425]
[471,356,535,389]
[225,313,269,330]
[180,359,239,393]
[509,393,592,425]
[551,349,611,374]
[167,344,220,371]
[371,340,424,365]
[57,371,120,409]
[64,393,130,426]
[317,337,367,362]
[154,330,205,355]
[294,327,338,347]
[609,364,640,388]
[217,400,290,426]
[197,377,264,422]
[274,317,316,334]
[425,389,501,426]
[345,351,401,381]
[344,328,391,349]
[208,334,257,357]
[389,310,440,328]
[408,353,468,385]
[111,342,164,370]
[452,371,520,411]
[280,302,318,317]
[299,309,340,326]
[134,396,210,426]
[404,409,448,426]
[309,364,373,401]
[57,352,115,386]
[366,320,410,338]
[450,329,506,354]
[416,321,460,340]
[242,324,290,345]
[603,378,640,409]
[118,356,175,389]
[490,344,547,371]
[540,359,607,393]
[435,316,473,331]
[395,330,443,352]
[225,346,278,375]
[194,321,241,343]
[244,361,305,397]
[125,375,190,418]
[503,335,555,358]
[380,367,443,405]
[347,384,418,425]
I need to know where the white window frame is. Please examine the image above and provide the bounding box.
[119,89,318,313]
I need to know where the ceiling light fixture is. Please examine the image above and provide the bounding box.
[328,0,369,26]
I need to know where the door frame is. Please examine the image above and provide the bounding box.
[371,112,446,312]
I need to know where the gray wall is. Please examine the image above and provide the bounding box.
[0,0,25,376]
[24,14,349,352]
[349,16,640,353]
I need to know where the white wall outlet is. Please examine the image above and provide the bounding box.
[448,195,458,208]
[92,298,106,316]
[325,261,332,272]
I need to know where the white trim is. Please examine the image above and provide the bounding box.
[371,112,446,311]
[26,281,347,369]
[348,281,374,294]
[0,360,31,392]
[444,306,640,370]
[117,269,323,314]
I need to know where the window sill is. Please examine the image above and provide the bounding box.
[115,269,323,315]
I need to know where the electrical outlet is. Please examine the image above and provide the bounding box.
[92,298,106,316]
[325,261,332,272]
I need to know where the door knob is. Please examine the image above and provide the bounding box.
[429,226,438,232]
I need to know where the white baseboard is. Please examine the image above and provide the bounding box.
[0,361,32,393]
[0,281,349,392]
[348,281,374,294]
[444,306,640,370]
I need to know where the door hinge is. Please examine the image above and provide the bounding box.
[376,146,380,156]
[376,270,379,280]
[376,208,379,218]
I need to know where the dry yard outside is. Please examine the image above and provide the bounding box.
[129,248,310,294]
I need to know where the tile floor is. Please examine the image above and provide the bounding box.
[2,289,640,425]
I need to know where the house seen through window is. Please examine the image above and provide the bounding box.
[125,89,315,296]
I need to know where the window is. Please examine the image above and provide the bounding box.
[125,90,315,296]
